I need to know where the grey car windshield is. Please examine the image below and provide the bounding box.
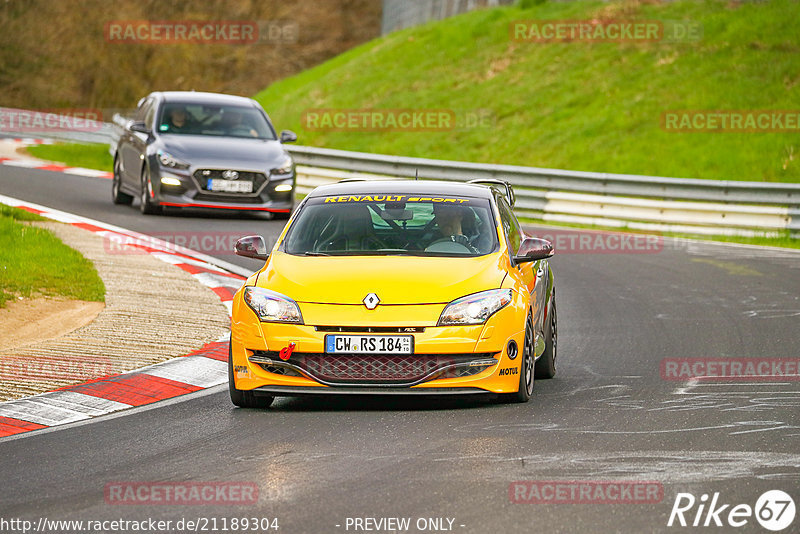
[158,103,276,139]
[284,195,498,257]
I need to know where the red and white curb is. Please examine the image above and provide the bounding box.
[0,195,251,439]
[0,137,112,179]
[8,138,52,145]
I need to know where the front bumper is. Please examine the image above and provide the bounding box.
[252,385,492,396]
[153,165,294,213]
[230,289,528,395]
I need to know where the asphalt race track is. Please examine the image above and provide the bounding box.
[1,165,799,533]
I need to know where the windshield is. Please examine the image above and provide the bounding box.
[283,195,498,257]
[157,102,276,139]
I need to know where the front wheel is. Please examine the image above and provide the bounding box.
[228,342,274,409]
[535,296,557,379]
[139,167,162,215]
[498,313,535,403]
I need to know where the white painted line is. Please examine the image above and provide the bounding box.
[29,391,131,417]
[151,253,227,272]
[0,399,91,426]
[62,167,111,178]
[0,384,226,443]
[222,301,233,314]
[2,160,43,168]
[193,272,244,289]
[142,356,228,388]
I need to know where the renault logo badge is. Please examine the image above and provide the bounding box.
[363,293,380,310]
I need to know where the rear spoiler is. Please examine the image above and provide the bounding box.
[467,179,515,208]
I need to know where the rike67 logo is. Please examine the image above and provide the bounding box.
[668,490,795,531]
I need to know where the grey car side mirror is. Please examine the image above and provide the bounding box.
[280,130,298,143]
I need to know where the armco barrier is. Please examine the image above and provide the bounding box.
[2,109,797,238]
[288,145,799,237]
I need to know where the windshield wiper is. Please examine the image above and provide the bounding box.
[303,251,330,256]
[374,248,415,254]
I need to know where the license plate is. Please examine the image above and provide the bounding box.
[325,335,413,354]
[208,179,253,193]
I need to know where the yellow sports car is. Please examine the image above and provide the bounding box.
[228,179,557,407]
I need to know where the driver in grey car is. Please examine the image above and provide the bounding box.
[165,107,190,133]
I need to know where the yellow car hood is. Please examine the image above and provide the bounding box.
[255,251,507,305]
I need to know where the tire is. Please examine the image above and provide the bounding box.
[139,166,162,215]
[498,312,535,403]
[272,211,292,220]
[535,296,557,379]
[228,342,274,409]
[111,157,133,205]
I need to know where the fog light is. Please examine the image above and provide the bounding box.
[507,340,518,360]
[274,184,293,192]
[160,176,182,186]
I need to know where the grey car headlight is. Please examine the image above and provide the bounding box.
[438,289,513,326]
[157,150,190,170]
[243,286,303,324]
[271,154,294,176]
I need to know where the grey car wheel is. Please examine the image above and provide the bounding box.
[112,157,133,205]
[139,166,162,215]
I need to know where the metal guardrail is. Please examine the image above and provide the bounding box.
[286,145,799,237]
[286,145,800,206]
[2,110,797,237]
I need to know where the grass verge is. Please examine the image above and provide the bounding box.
[26,142,112,172]
[0,204,105,308]
[255,0,800,182]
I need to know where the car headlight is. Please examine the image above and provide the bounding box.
[438,289,512,326]
[271,154,294,176]
[243,286,303,324]
[157,150,190,170]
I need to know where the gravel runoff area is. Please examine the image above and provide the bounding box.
[0,221,231,402]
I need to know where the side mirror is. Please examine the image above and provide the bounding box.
[280,130,298,144]
[235,235,269,261]
[129,121,150,134]
[513,237,554,263]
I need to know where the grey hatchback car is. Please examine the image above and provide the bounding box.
[111,91,297,216]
